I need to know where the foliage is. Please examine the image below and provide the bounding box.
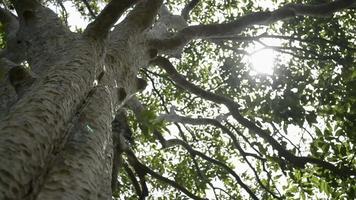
[1,0,355,199]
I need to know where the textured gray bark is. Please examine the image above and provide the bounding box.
[1,0,350,199]
[0,0,158,199]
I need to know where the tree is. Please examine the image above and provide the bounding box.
[0,0,355,199]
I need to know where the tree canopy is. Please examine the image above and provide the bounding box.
[0,0,355,199]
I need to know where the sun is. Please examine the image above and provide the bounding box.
[249,48,275,75]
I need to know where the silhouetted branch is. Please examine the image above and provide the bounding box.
[123,161,143,198]
[125,96,167,145]
[142,70,169,112]
[111,110,134,193]
[150,0,355,51]
[81,0,96,19]
[151,56,356,178]
[126,97,271,199]
[181,0,200,20]
[165,139,258,200]
[125,150,206,200]
[56,0,68,25]
[159,112,284,198]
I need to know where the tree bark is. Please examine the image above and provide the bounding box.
[0,0,160,198]
[0,0,353,199]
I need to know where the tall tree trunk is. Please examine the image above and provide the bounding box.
[0,0,159,199]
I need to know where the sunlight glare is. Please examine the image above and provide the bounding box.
[249,49,275,75]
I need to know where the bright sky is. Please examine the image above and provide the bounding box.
[250,48,275,75]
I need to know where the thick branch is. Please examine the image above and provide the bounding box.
[151,56,356,177]
[150,0,355,50]
[84,0,139,38]
[116,0,163,33]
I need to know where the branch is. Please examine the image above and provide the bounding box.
[125,149,206,200]
[159,113,265,161]
[159,5,187,30]
[123,161,143,198]
[111,110,133,193]
[127,98,271,199]
[181,0,200,20]
[127,97,276,199]
[160,113,283,199]
[110,0,163,35]
[149,0,355,51]
[56,0,69,26]
[165,138,258,200]
[84,0,139,38]
[81,0,97,19]
[151,56,356,178]
[125,153,149,199]
[142,70,169,112]
[125,97,167,145]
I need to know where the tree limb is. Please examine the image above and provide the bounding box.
[151,56,356,177]
[126,97,277,199]
[159,5,187,30]
[150,0,355,51]
[111,110,134,193]
[160,113,283,199]
[81,0,97,19]
[84,0,140,38]
[125,149,206,200]
[114,0,163,33]
[181,0,199,20]
[165,138,258,200]
[123,161,144,198]
[56,0,69,26]
[125,96,167,145]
